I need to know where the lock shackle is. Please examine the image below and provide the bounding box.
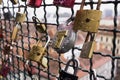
[64,59,78,75]
[80,0,101,11]
[18,5,26,13]
[66,17,75,25]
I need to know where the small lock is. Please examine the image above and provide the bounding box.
[59,59,78,80]
[53,0,75,8]
[73,0,102,33]
[15,5,26,23]
[28,0,42,8]
[80,33,96,59]
[28,35,50,68]
[32,16,46,33]
[10,0,18,4]
[11,24,20,42]
[53,17,76,53]
[2,7,12,20]
[0,0,2,4]
[3,45,12,55]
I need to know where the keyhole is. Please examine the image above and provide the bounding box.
[36,52,40,56]
[86,18,90,22]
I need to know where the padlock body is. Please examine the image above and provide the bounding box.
[16,12,26,23]
[59,70,78,80]
[80,41,96,58]
[28,0,42,8]
[73,10,102,32]
[28,45,45,63]
[10,0,18,4]
[53,0,75,8]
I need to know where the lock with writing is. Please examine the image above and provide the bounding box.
[80,33,96,59]
[15,5,26,23]
[53,17,76,53]
[28,35,50,68]
[53,0,75,8]
[59,59,78,80]
[10,0,18,4]
[32,16,46,33]
[73,0,102,33]
[11,24,20,42]
[2,7,12,20]
[28,0,42,8]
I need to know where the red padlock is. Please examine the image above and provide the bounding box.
[28,0,42,8]
[53,0,75,8]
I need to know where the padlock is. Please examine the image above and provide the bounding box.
[28,0,42,8]
[32,16,46,33]
[59,59,78,80]
[2,7,12,20]
[53,17,76,53]
[53,0,75,8]
[11,24,20,42]
[0,61,10,77]
[10,0,18,4]
[80,33,96,58]
[15,5,26,23]
[0,0,2,4]
[73,0,102,33]
[3,45,11,55]
[28,35,50,68]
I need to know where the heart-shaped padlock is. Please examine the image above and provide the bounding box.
[53,17,76,53]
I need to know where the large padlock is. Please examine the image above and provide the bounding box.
[10,0,18,4]
[53,17,76,53]
[2,7,12,20]
[28,0,42,8]
[32,16,46,33]
[28,35,50,68]
[73,0,102,33]
[15,5,26,23]
[80,33,96,58]
[0,0,2,4]
[11,24,20,42]
[53,0,75,8]
[0,61,10,77]
[59,59,78,80]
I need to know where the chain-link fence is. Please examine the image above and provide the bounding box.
[0,0,120,80]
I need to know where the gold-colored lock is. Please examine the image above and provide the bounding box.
[10,0,18,4]
[11,24,20,42]
[80,33,96,59]
[32,16,46,33]
[15,5,26,23]
[54,30,68,48]
[28,35,50,68]
[73,0,102,33]
[0,0,2,4]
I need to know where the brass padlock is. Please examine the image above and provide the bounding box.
[80,33,96,58]
[73,0,102,33]
[0,0,2,4]
[11,24,20,42]
[15,5,26,23]
[32,16,46,33]
[10,0,18,4]
[53,17,76,53]
[28,35,50,68]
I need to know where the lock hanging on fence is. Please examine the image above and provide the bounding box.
[2,7,12,20]
[28,0,42,8]
[53,17,76,53]
[11,24,20,42]
[0,0,2,4]
[10,0,18,4]
[28,35,50,68]
[15,5,26,23]
[80,33,96,59]
[73,0,102,33]
[53,0,75,8]
[32,16,46,33]
[59,59,78,80]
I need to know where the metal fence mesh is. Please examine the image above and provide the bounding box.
[0,0,120,80]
